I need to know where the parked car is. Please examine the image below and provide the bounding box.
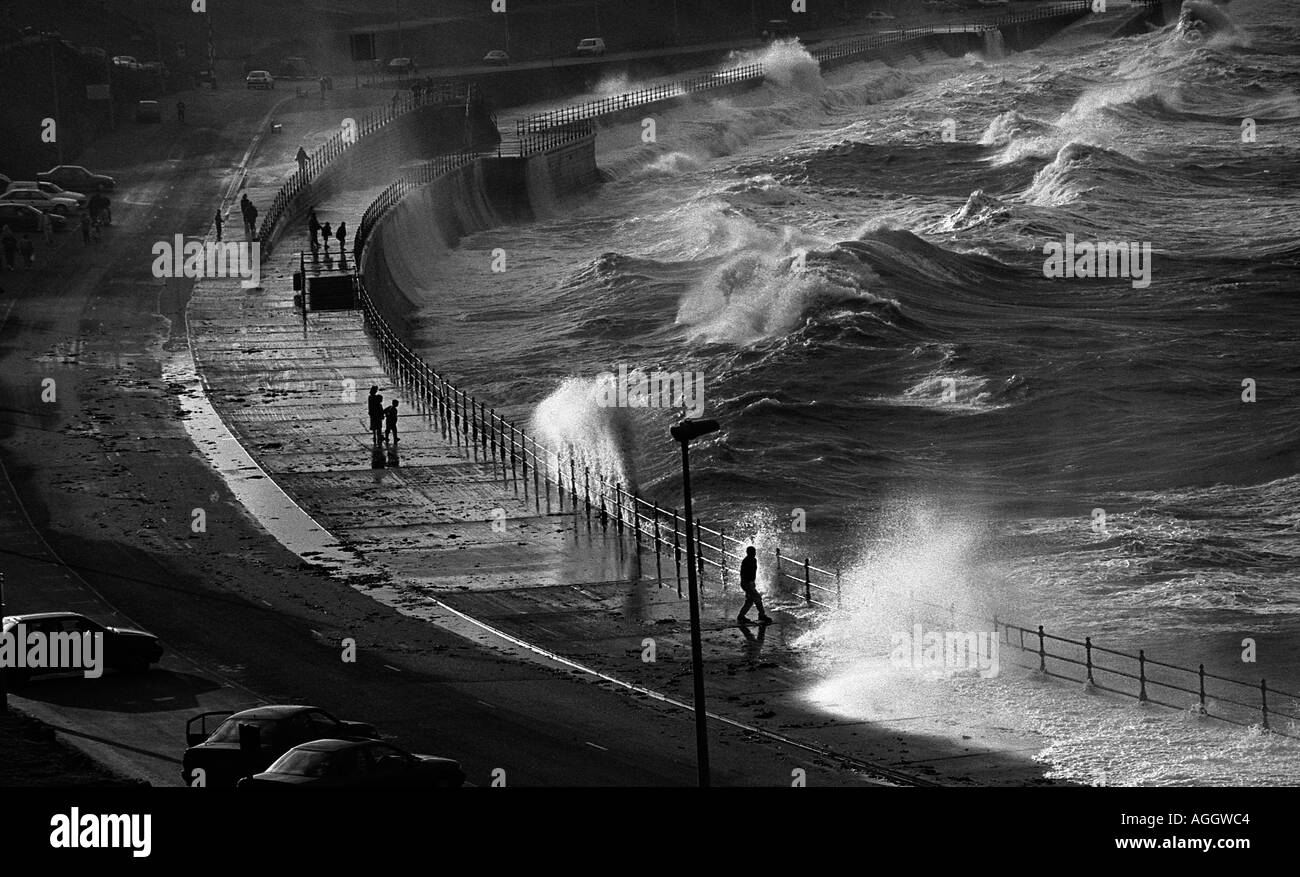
[482,49,510,66]
[246,69,274,89]
[237,739,465,788]
[4,180,86,210]
[0,612,162,684]
[38,165,116,192]
[385,56,417,74]
[574,37,606,57]
[0,187,76,217]
[0,203,67,233]
[182,705,380,788]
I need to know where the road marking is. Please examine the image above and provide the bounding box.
[585,741,608,752]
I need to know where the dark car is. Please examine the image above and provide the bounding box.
[1,612,163,684]
[237,739,465,789]
[182,705,380,788]
[38,165,116,192]
[0,203,66,233]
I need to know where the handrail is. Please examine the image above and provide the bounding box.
[253,81,477,257]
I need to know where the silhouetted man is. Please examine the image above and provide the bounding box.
[737,546,772,625]
[383,399,399,445]
[368,386,384,444]
[296,146,309,174]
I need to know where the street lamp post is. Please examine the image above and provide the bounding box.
[0,573,7,714]
[670,417,720,788]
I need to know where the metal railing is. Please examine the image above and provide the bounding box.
[347,151,1297,740]
[517,2,1101,133]
[253,81,477,256]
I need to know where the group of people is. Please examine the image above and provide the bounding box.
[308,209,346,261]
[239,193,259,240]
[367,386,399,445]
[0,225,36,269]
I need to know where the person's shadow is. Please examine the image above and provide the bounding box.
[386,444,400,468]
[738,620,769,662]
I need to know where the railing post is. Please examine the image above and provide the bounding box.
[570,456,578,518]
[632,489,641,550]
[557,450,566,511]
[835,568,841,609]
[479,401,488,458]
[544,449,551,514]
[1085,636,1094,685]
[803,558,811,604]
[673,509,682,598]
[718,527,726,591]
[774,548,782,594]
[509,423,518,493]
[1038,625,1046,673]
[1198,663,1206,712]
[695,520,704,588]
[653,502,662,587]
[1138,649,1148,702]
[489,408,499,475]
[614,484,623,534]
[584,466,591,527]
[1261,679,1269,730]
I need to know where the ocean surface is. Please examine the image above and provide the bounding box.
[389,0,1300,784]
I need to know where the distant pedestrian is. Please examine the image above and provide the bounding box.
[177,100,186,122]
[383,399,399,444]
[245,200,258,240]
[321,221,332,257]
[39,210,52,244]
[308,209,320,255]
[80,212,91,244]
[368,386,384,444]
[18,235,34,269]
[1,225,16,269]
[335,221,346,256]
[296,146,309,174]
[214,209,223,241]
[736,547,772,625]
[319,76,327,98]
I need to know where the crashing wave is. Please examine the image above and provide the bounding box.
[1175,0,1237,45]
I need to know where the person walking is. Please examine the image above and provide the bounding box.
[308,209,320,256]
[296,146,309,175]
[1,225,17,270]
[383,399,400,444]
[18,234,34,269]
[177,100,186,122]
[214,209,223,241]
[79,212,92,245]
[39,210,52,244]
[736,546,773,625]
[368,387,384,445]
[320,221,332,258]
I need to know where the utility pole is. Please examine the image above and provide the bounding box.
[0,573,7,714]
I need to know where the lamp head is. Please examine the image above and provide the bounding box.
[670,418,720,444]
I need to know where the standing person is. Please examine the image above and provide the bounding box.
[308,209,320,256]
[320,221,332,258]
[335,221,346,264]
[18,234,34,269]
[246,200,259,240]
[383,399,399,444]
[736,546,773,625]
[1,225,16,270]
[79,212,91,245]
[296,146,309,175]
[214,209,223,241]
[39,210,52,244]
[367,386,384,444]
[177,100,186,122]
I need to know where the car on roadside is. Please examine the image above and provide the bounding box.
[245,69,275,89]
[385,56,417,75]
[4,180,87,210]
[0,187,77,217]
[236,738,465,789]
[574,37,606,57]
[182,705,381,788]
[0,203,67,233]
[482,49,510,66]
[38,165,116,192]
[0,612,162,684]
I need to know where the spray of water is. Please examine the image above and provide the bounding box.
[531,375,639,490]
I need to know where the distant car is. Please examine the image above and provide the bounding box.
[0,203,67,233]
[482,49,510,66]
[112,55,142,70]
[4,180,86,210]
[574,37,606,57]
[246,69,274,89]
[867,11,897,20]
[0,612,162,684]
[38,165,116,192]
[135,100,162,123]
[385,57,417,75]
[237,739,466,789]
[182,705,381,788]
[0,187,76,217]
